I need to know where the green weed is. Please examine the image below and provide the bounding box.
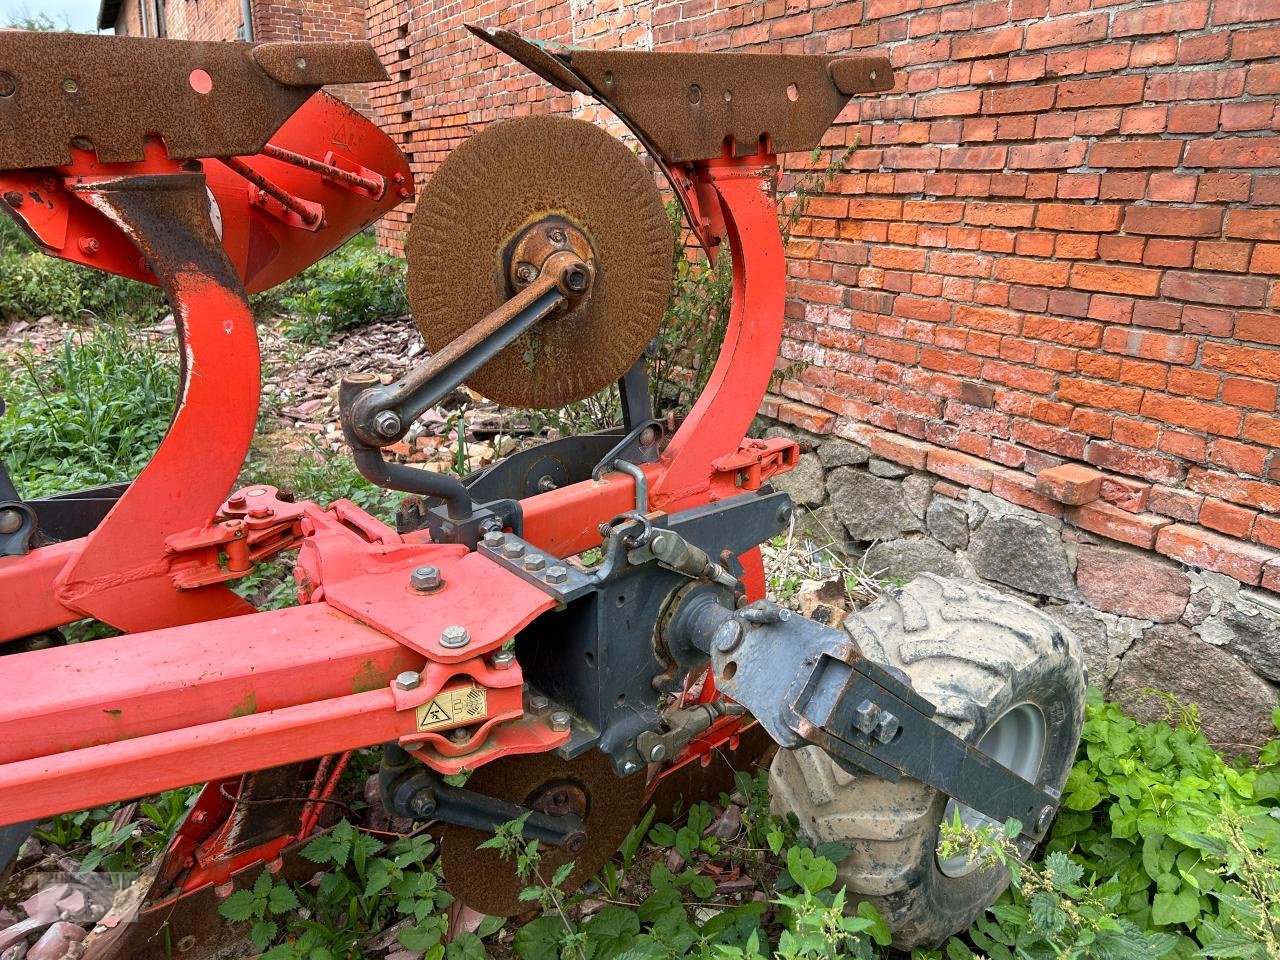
[0,322,177,497]
[268,232,408,344]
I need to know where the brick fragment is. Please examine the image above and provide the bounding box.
[1035,463,1105,505]
[1100,476,1151,514]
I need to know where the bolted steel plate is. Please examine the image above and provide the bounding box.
[406,115,672,409]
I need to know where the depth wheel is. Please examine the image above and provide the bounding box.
[769,574,1085,950]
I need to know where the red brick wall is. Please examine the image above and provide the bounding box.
[164,0,245,42]
[254,0,373,113]
[369,0,1279,590]
[151,0,371,114]
[745,0,1280,589]
[364,1,579,251]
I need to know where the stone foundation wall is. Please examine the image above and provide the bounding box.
[760,417,1280,756]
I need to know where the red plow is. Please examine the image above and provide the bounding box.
[0,29,1086,956]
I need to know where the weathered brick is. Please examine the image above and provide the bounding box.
[991,468,1065,516]
[1068,501,1172,548]
[1122,206,1223,238]
[1090,140,1184,168]
[1156,524,1276,585]
[1070,263,1161,296]
[1100,475,1152,513]
[927,448,997,490]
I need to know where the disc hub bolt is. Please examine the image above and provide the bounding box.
[410,565,442,592]
[394,671,421,691]
[439,625,470,649]
[373,410,402,438]
[491,649,516,670]
[545,565,568,584]
[549,711,571,732]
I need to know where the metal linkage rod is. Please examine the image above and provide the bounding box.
[261,143,384,197]
[226,156,322,226]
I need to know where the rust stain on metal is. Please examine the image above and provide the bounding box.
[467,26,894,163]
[407,115,671,409]
[0,33,387,169]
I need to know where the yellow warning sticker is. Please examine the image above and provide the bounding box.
[415,685,488,731]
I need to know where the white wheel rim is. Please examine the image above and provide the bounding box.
[937,702,1047,879]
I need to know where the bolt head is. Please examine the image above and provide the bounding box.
[545,565,569,584]
[439,625,470,649]
[483,530,506,548]
[853,699,881,735]
[450,727,470,743]
[410,565,442,591]
[647,742,667,762]
[0,508,24,535]
[373,410,402,438]
[621,760,639,775]
[529,695,550,713]
[549,711,571,732]
[502,541,526,560]
[523,554,546,572]
[713,620,743,654]
[1036,805,1055,833]
[491,649,516,670]
[394,671,421,691]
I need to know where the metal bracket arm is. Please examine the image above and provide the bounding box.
[671,593,1059,843]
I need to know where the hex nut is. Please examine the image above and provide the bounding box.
[873,713,900,744]
[545,565,569,584]
[394,671,421,691]
[439,625,470,649]
[852,699,881,735]
[410,565,442,591]
[373,410,402,438]
[491,649,516,670]
[549,711,571,732]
